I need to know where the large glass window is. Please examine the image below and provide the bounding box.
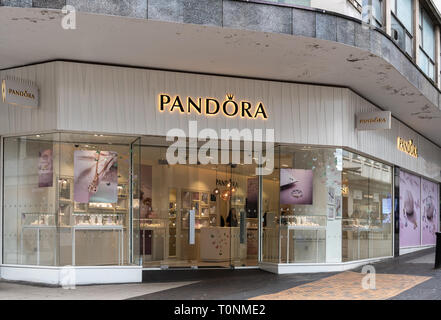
[3,133,139,266]
[138,140,261,268]
[391,0,414,56]
[273,146,342,264]
[342,151,393,261]
[3,135,59,265]
[419,7,436,80]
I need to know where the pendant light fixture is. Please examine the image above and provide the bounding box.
[230,164,236,193]
[212,165,220,195]
[220,165,231,201]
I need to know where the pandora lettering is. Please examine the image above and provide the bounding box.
[158,94,268,120]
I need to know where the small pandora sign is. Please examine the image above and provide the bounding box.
[356,111,391,130]
[2,78,39,108]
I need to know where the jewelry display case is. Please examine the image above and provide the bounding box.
[280,214,327,263]
[20,212,57,265]
[21,212,56,226]
[280,215,327,228]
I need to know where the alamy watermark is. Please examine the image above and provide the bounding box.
[361,265,376,290]
[60,266,76,290]
[166,121,275,176]
[61,5,76,30]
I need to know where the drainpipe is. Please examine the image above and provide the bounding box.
[435,25,440,87]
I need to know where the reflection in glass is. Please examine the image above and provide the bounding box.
[342,151,393,261]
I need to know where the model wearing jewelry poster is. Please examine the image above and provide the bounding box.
[421,178,439,245]
[399,171,421,247]
[140,164,153,219]
[38,148,53,188]
[73,150,118,203]
[280,169,313,205]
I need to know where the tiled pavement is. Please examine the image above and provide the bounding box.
[0,248,439,300]
[250,272,430,300]
[133,248,440,300]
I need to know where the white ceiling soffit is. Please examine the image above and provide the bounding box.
[1,7,441,146]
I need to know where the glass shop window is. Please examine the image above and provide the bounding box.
[277,146,342,264]
[2,133,139,267]
[391,0,414,57]
[341,151,393,262]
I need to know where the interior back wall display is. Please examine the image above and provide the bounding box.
[280,169,313,205]
[74,150,118,203]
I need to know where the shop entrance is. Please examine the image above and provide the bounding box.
[137,143,259,269]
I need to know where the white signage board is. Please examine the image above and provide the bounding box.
[356,111,391,130]
[189,209,195,245]
[2,78,39,108]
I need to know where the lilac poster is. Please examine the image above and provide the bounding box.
[38,149,53,188]
[74,150,118,203]
[399,171,421,247]
[280,169,313,205]
[421,179,439,246]
[140,165,153,219]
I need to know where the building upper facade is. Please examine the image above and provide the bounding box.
[1,0,441,148]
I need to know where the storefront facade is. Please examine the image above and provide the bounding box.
[0,61,440,284]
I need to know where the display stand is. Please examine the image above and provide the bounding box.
[283,225,326,263]
[72,225,125,266]
[20,225,57,265]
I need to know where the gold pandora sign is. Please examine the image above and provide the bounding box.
[158,94,268,120]
[397,137,418,158]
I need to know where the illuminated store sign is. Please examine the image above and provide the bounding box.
[397,137,418,158]
[2,78,39,108]
[158,94,268,119]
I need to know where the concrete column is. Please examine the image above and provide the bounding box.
[385,0,392,35]
[435,25,440,86]
[413,0,420,64]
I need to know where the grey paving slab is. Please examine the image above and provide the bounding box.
[0,281,195,300]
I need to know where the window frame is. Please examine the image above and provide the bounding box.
[419,6,436,80]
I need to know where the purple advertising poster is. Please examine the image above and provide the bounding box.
[74,150,118,203]
[38,149,53,188]
[399,171,421,247]
[421,179,439,245]
[280,169,313,205]
[140,165,153,219]
[246,177,258,218]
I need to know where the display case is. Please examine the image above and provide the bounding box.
[280,214,327,263]
[280,215,327,228]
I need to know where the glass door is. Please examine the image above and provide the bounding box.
[229,161,260,267]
